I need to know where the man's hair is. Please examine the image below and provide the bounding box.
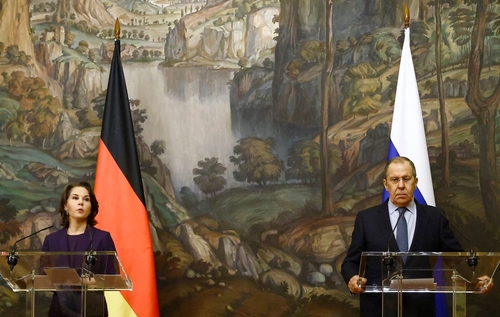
[383,156,417,178]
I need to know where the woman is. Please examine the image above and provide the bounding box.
[41,181,116,317]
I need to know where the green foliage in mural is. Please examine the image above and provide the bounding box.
[231,137,284,186]
[340,62,383,119]
[26,95,60,148]
[369,32,401,65]
[193,157,227,199]
[75,107,101,129]
[0,94,19,130]
[0,198,21,244]
[150,140,166,156]
[4,45,31,66]
[285,140,342,185]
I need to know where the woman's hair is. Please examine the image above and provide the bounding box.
[59,181,99,227]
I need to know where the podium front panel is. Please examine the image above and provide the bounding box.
[359,252,499,317]
[0,251,132,317]
[359,251,499,294]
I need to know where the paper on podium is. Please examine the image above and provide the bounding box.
[389,278,437,290]
[44,268,81,286]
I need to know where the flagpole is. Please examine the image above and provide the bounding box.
[404,4,409,29]
[115,18,121,40]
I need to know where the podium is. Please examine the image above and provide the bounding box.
[359,252,500,317]
[0,251,132,317]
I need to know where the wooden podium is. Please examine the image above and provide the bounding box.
[1,251,132,317]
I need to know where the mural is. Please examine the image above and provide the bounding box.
[0,0,499,315]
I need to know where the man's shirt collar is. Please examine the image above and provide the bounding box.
[388,199,416,216]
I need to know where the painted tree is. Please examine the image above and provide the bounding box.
[285,140,342,185]
[272,0,299,120]
[380,0,398,27]
[76,107,101,128]
[412,21,444,76]
[180,186,199,210]
[76,40,88,54]
[0,198,21,244]
[230,137,284,186]
[150,140,166,156]
[193,157,227,199]
[26,95,60,148]
[91,91,106,119]
[369,32,401,65]
[464,0,500,223]
[7,72,47,102]
[449,8,472,51]
[435,0,451,186]
[0,97,19,130]
[340,62,382,119]
[5,115,29,145]
[320,0,336,215]
[64,29,75,48]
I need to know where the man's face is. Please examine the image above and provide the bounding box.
[383,161,418,207]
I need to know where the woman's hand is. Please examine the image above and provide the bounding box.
[82,275,98,288]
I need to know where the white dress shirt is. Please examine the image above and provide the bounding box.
[388,200,417,249]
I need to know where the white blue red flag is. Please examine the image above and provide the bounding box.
[383,27,435,207]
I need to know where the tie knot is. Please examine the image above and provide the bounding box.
[398,207,406,215]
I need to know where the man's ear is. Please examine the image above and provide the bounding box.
[383,178,388,191]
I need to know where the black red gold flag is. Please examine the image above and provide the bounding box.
[95,37,159,317]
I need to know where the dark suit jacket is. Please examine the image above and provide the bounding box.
[41,226,116,317]
[341,200,462,317]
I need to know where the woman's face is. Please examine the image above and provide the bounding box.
[65,186,92,223]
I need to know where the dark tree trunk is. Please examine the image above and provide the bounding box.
[381,0,397,27]
[435,0,450,186]
[272,0,298,121]
[321,0,335,215]
[466,0,500,223]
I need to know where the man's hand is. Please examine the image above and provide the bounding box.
[348,275,367,294]
[477,275,494,294]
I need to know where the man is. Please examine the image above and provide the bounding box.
[341,156,492,317]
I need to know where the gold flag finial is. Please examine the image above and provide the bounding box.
[404,4,410,28]
[114,18,121,40]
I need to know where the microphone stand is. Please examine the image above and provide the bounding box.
[467,248,478,279]
[7,225,54,272]
[85,227,97,279]
[7,248,18,272]
[383,209,407,278]
[436,209,478,278]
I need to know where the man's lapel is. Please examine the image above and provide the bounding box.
[409,202,429,251]
[377,201,397,251]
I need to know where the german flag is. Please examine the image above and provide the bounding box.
[94,20,159,317]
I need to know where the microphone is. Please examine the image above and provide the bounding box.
[435,208,478,277]
[383,208,407,269]
[85,227,97,276]
[7,225,54,272]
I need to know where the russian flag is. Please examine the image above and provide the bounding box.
[383,27,434,207]
[94,20,160,317]
[384,27,448,317]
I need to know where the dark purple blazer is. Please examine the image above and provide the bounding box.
[41,226,116,317]
[341,200,463,317]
